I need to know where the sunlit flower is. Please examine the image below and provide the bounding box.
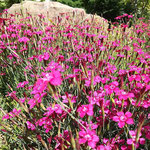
[113,112,134,128]
[79,129,99,148]
[77,104,93,118]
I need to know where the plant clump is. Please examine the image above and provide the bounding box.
[0,9,150,149]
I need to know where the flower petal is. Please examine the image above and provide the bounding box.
[113,116,119,122]
[126,118,134,124]
[118,121,125,128]
[125,112,132,117]
[88,141,96,148]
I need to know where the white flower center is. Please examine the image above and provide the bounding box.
[85,134,91,140]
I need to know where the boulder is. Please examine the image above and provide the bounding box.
[7,1,108,27]
[7,1,85,18]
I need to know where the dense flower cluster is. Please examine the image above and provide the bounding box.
[0,10,149,149]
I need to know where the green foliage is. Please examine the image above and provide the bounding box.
[0,0,6,11]
[54,0,131,21]
[0,0,21,11]
[123,0,150,19]
[54,0,150,21]
[83,0,125,21]
[53,0,83,8]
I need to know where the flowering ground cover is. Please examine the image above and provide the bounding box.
[0,10,150,149]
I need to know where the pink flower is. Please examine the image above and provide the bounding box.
[11,108,21,116]
[142,126,150,139]
[31,78,47,94]
[54,130,70,149]
[2,109,21,120]
[104,81,119,95]
[36,117,53,133]
[62,94,76,103]
[17,81,29,88]
[94,75,101,83]
[18,37,29,43]
[115,16,122,20]
[38,54,44,62]
[38,52,50,62]
[28,92,46,109]
[115,90,134,100]
[97,145,111,150]
[101,77,110,84]
[20,98,25,103]
[44,104,62,116]
[34,93,46,103]
[87,90,105,106]
[121,145,131,150]
[77,104,93,118]
[113,112,134,128]
[28,98,36,109]
[128,15,133,18]
[45,61,63,72]
[79,129,99,148]
[127,130,145,148]
[42,70,62,86]
[26,121,36,130]
[2,114,10,120]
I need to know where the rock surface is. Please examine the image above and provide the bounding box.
[8,1,85,17]
[7,1,108,27]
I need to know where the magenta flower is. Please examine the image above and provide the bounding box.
[127,130,145,148]
[77,104,93,118]
[87,90,105,106]
[94,75,101,83]
[62,94,76,103]
[113,111,134,128]
[128,74,141,82]
[17,81,29,88]
[38,52,50,62]
[26,121,36,130]
[54,130,70,149]
[43,119,53,133]
[79,129,99,148]
[31,78,47,94]
[97,145,111,150]
[9,108,21,118]
[143,126,150,139]
[104,81,119,95]
[128,15,133,18]
[2,108,21,120]
[42,70,62,86]
[28,98,36,109]
[2,114,10,120]
[45,61,63,72]
[115,90,134,100]
[44,104,62,116]
[36,117,53,133]
[18,37,29,43]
